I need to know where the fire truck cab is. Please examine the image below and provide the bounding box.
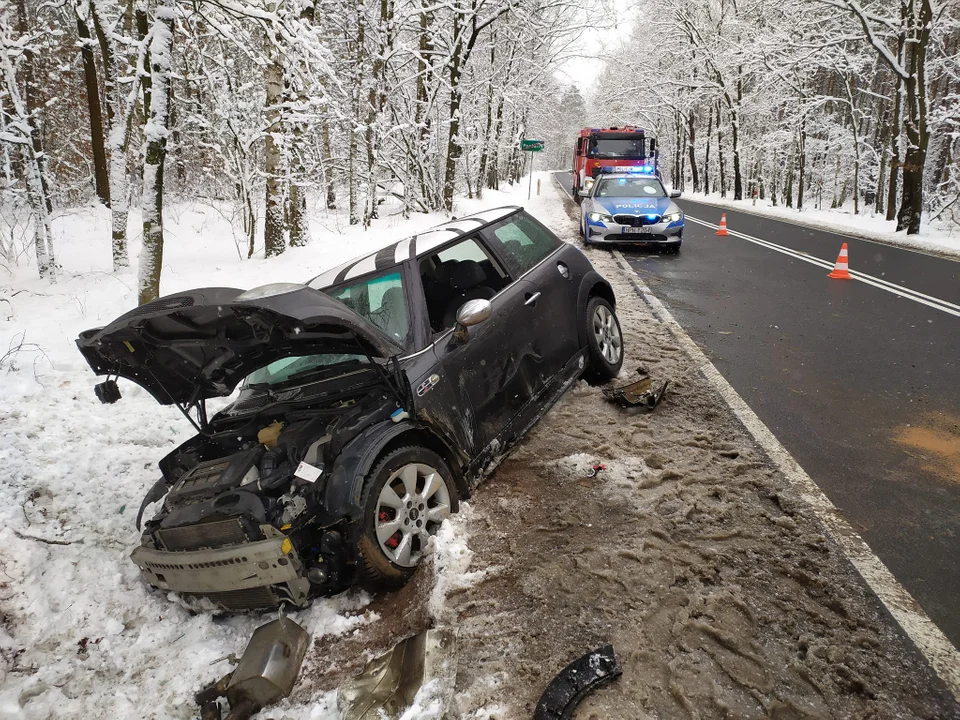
[572,126,658,202]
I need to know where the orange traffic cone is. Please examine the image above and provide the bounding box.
[716,213,729,236]
[828,243,851,279]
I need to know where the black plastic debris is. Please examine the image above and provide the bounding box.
[533,644,623,720]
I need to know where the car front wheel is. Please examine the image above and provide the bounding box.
[583,296,624,383]
[355,446,459,590]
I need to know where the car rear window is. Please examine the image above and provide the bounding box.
[482,214,560,276]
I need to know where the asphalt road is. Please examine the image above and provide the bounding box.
[554,171,960,649]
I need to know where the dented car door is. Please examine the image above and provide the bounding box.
[433,277,541,454]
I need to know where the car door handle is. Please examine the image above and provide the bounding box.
[524,292,541,306]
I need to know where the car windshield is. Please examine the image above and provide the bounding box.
[590,137,645,158]
[243,353,367,387]
[595,177,665,198]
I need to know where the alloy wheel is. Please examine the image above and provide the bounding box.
[375,463,451,567]
[593,305,622,366]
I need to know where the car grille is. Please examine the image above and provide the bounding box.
[187,587,278,611]
[157,518,248,551]
[614,214,661,226]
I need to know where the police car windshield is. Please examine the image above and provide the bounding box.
[595,177,666,198]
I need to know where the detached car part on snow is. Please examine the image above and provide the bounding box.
[76,207,626,611]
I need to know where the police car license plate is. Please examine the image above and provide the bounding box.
[622,227,652,234]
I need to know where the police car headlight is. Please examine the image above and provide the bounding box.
[663,211,683,223]
[587,211,614,223]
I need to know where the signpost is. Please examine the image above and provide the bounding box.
[521,139,544,199]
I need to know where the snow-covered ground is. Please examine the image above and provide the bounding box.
[680,191,960,259]
[0,187,523,719]
[2,177,956,718]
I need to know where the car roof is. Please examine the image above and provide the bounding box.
[308,206,521,289]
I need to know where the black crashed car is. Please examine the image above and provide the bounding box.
[76,206,625,611]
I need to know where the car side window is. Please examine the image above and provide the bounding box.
[326,270,409,347]
[482,214,561,276]
[419,238,510,334]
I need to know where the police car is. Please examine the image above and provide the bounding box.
[578,167,684,252]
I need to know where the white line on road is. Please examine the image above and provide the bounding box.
[686,216,960,318]
[611,248,960,699]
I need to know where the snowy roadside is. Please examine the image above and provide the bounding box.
[679,191,960,259]
[0,192,512,719]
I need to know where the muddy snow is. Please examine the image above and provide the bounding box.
[1,178,958,718]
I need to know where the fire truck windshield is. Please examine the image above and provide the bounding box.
[589,137,645,158]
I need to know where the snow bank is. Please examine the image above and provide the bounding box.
[681,191,960,258]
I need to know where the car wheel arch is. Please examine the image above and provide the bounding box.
[576,274,616,348]
[322,422,469,521]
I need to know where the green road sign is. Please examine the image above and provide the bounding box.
[521,139,545,152]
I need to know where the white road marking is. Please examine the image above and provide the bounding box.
[686,216,960,318]
[611,248,960,699]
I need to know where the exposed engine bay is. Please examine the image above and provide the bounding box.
[134,382,398,611]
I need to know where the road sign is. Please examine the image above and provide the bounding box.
[521,139,545,152]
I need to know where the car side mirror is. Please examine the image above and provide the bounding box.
[577,188,590,198]
[450,299,492,346]
[669,190,682,199]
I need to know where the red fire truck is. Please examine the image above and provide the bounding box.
[572,126,658,201]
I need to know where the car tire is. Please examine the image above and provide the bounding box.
[355,446,459,591]
[583,296,624,383]
[579,216,585,238]
[668,241,682,254]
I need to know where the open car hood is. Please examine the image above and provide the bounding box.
[76,285,404,405]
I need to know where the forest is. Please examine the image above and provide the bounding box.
[1,0,957,301]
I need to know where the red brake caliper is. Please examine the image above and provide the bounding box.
[380,510,400,548]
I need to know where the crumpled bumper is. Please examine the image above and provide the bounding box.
[131,535,311,610]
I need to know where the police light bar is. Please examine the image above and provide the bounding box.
[599,165,656,174]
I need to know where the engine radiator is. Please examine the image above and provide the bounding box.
[157,518,248,551]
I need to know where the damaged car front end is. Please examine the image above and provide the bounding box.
[77,283,427,610]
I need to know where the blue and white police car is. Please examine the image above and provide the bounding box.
[578,167,684,252]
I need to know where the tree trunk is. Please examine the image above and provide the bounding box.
[703,104,712,195]
[263,9,286,256]
[875,110,888,215]
[797,121,807,212]
[0,46,55,279]
[731,73,743,200]
[442,19,464,212]
[322,114,336,209]
[138,0,175,305]
[717,102,727,198]
[76,0,110,206]
[886,33,905,222]
[10,0,55,279]
[288,0,316,246]
[688,111,699,193]
[90,0,130,269]
[896,0,932,234]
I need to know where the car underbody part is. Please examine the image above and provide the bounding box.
[603,368,669,409]
[533,644,623,720]
[339,628,456,719]
[194,617,310,720]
